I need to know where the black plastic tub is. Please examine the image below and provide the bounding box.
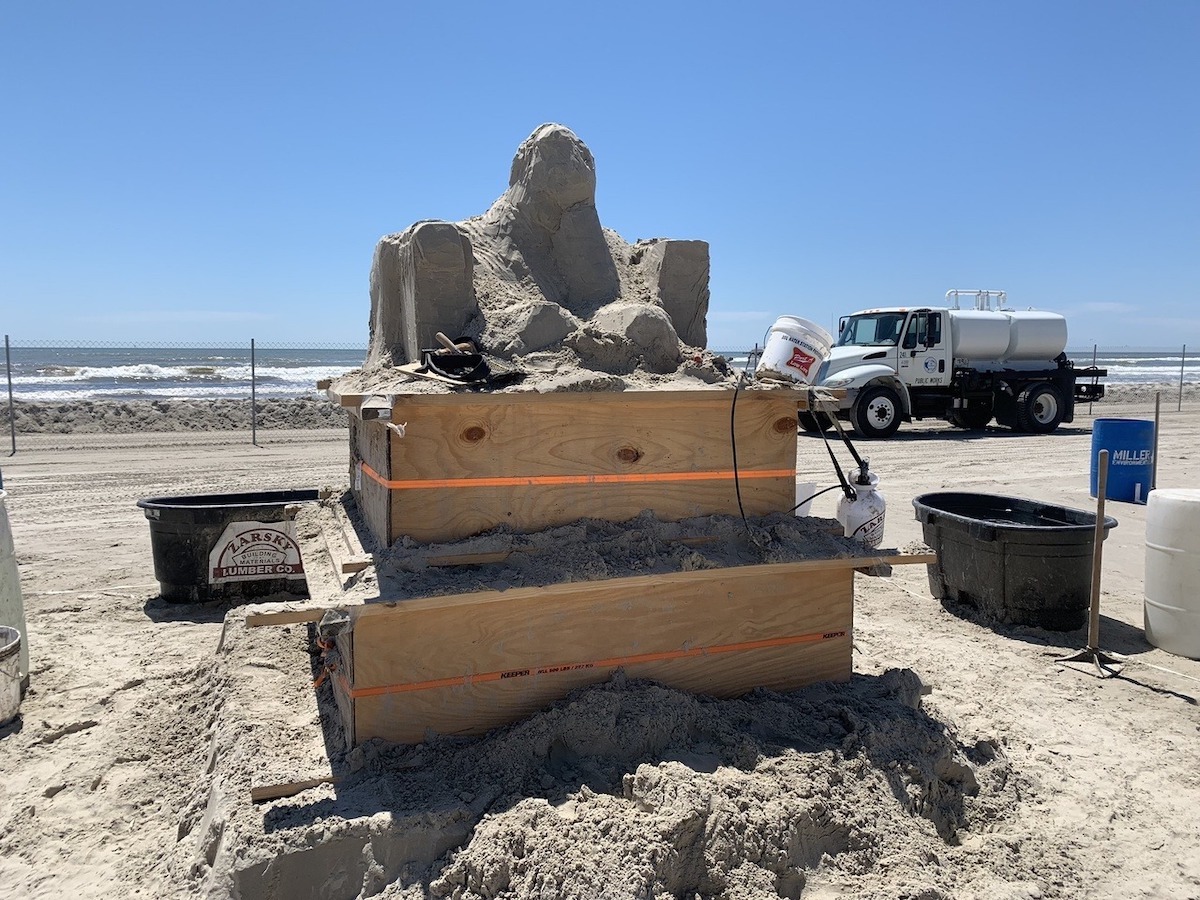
[912,492,1118,631]
[137,490,320,603]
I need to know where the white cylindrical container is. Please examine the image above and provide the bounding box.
[836,470,887,549]
[1144,488,1200,659]
[0,491,28,693]
[947,310,1012,358]
[794,482,817,517]
[0,625,19,725]
[1002,310,1068,361]
[755,316,834,385]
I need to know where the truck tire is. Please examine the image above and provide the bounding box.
[949,403,993,430]
[798,411,834,433]
[1015,383,1064,434]
[851,386,902,439]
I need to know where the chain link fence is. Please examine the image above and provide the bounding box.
[2,338,1197,455]
[1,338,366,452]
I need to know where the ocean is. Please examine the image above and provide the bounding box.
[2,346,365,402]
[1,345,1195,402]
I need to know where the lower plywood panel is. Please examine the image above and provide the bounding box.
[338,561,854,745]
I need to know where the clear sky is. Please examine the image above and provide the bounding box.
[2,1,1197,350]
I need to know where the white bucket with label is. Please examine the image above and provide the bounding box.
[1144,488,1200,659]
[755,316,834,385]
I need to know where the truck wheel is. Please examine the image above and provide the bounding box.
[1015,383,1064,433]
[949,403,993,430]
[798,411,834,433]
[852,386,902,439]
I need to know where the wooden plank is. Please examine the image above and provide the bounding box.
[348,561,854,744]
[388,391,798,480]
[332,629,355,748]
[244,607,328,627]
[241,553,933,628]
[380,391,801,543]
[331,494,372,557]
[351,417,392,546]
[354,637,850,744]
[424,549,518,566]
[251,776,339,803]
[388,478,794,543]
[349,553,929,620]
[316,497,372,577]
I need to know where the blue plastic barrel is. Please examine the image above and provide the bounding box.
[1090,418,1154,503]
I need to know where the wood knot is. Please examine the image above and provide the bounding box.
[616,446,643,464]
[773,417,796,434]
[461,425,487,443]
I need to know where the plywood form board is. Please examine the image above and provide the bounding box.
[337,560,853,745]
[358,390,805,544]
[350,417,392,548]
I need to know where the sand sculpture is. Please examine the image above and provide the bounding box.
[364,124,715,381]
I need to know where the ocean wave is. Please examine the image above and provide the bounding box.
[11,383,331,402]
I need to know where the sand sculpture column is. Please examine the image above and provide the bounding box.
[643,239,710,349]
[366,222,477,367]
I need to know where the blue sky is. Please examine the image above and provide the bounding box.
[2,1,1197,349]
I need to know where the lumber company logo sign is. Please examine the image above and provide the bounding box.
[209,520,305,584]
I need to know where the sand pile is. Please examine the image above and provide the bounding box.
[6,397,348,434]
[189,613,1027,900]
[364,509,879,600]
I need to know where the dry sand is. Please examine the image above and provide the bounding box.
[1,392,1199,899]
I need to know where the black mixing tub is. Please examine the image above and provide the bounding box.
[138,490,320,603]
[913,492,1117,631]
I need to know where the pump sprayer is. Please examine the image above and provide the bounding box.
[836,458,887,549]
[809,390,888,548]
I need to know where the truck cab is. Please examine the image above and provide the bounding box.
[803,307,947,438]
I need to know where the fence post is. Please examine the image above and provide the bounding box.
[1088,343,1097,416]
[1179,344,1186,413]
[5,335,15,456]
[251,338,258,446]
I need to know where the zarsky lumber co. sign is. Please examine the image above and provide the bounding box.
[208,520,305,584]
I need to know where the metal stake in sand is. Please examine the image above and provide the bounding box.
[1057,449,1123,678]
[251,338,258,447]
[4,335,15,456]
[1152,392,1160,490]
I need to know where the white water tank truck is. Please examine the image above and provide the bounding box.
[801,290,1107,439]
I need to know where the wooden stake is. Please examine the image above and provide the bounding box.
[1152,392,1161,490]
[1088,450,1108,651]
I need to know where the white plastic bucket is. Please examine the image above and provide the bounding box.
[1144,488,1200,659]
[0,491,28,693]
[794,482,816,517]
[0,625,20,726]
[755,316,834,385]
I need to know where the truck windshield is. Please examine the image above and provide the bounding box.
[837,313,906,347]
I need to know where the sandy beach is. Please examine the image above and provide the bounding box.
[0,392,1198,899]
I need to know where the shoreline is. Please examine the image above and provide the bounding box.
[2,383,1196,434]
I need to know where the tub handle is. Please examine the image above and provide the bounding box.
[968,523,997,542]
